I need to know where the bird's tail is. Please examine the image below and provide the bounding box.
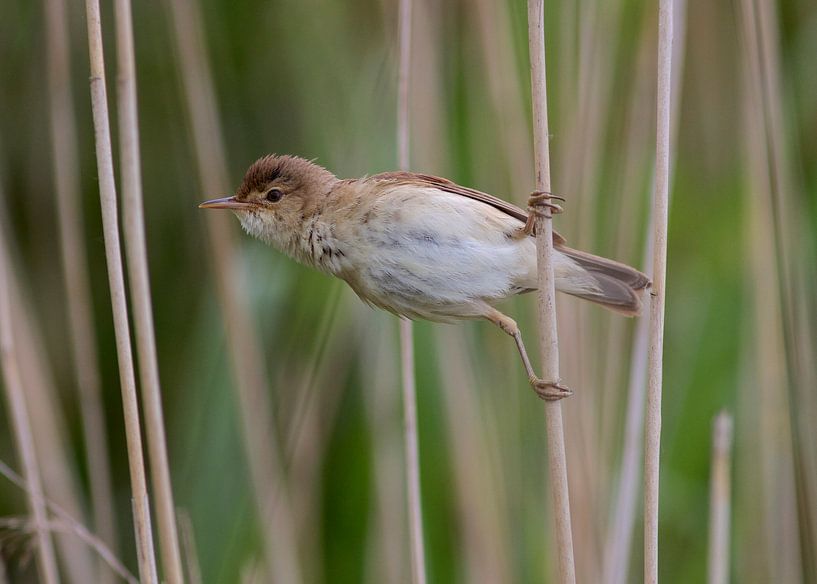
[555,245,651,316]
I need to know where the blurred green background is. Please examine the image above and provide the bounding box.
[0,0,815,582]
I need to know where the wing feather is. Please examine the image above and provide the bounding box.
[370,171,567,245]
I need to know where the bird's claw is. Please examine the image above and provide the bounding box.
[530,377,573,401]
[527,190,565,216]
[517,191,565,236]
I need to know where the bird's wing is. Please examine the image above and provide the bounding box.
[370,171,567,245]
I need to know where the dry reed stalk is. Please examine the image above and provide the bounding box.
[165,1,301,581]
[526,2,576,582]
[398,0,447,176]
[0,460,138,584]
[177,510,203,584]
[643,0,673,581]
[83,0,159,580]
[399,317,426,584]
[738,0,803,576]
[752,0,817,572]
[604,3,686,581]
[111,0,184,580]
[471,0,533,197]
[396,0,427,581]
[556,3,630,576]
[0,229,59,584]
[43,0,118,574]
[707,412,733,584]
[363,315,407,584]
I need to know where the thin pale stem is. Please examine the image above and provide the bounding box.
[400,319,427,584]
[0,234,60,584]
[363,316,406,584]
[526,1,576,583]
[82,1,159,581]
[644,1,674,582]
[604,2,686,581]
[397,0,427,581]
[177,510,203,584]
[739,0,804,577]
[707,412,733,584]
[112,0,184,581]
[43,0,118,575]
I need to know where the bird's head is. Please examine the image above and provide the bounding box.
[199,154,338,247]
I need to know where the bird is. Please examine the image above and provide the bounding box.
[199,154,650,400]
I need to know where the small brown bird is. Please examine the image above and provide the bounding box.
[200,155,649,400]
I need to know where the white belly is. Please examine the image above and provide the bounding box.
[333,185,578,321]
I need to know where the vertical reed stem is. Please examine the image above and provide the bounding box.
[708,411,733,584]
[603,4,686,582]
[0,235,60,584]
[526,2,576,582]
[112,0,184,581]
[644,0,674,582]
[83,1,159,581]
[43,0,118,574]
[397,0,427,581]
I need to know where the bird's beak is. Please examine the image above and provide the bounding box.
[198,196,250,210]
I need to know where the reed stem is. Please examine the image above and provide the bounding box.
[707,412,733,584]
[526,1,576,582]
[82,0,159,580]
[112,0,185,580]
[396,0,427,581]
[43,0,118,575]
[644,0,674,582]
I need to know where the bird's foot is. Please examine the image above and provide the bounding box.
[517,191,565,236]
[530,377,573,401]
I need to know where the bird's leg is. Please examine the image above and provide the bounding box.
[484,309,572,401]
[515,190,565,238]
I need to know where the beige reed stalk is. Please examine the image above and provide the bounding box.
[396,0,427,581]
[43,0,118,574]
[604,3,687,581]
[0,232,59,584]
[708,412,733,584]
[644,0,674,582]
[177,510,203,584]
[739,0,803,577]
[363,317,407,584]
[749,0,817,569]
[526,2,576,582]
[165,1,301,581]
[83,0,159,581]
[112,0,185,581]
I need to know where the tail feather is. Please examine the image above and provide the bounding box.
[556,245,651,316]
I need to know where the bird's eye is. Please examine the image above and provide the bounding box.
[265,188,283,203]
